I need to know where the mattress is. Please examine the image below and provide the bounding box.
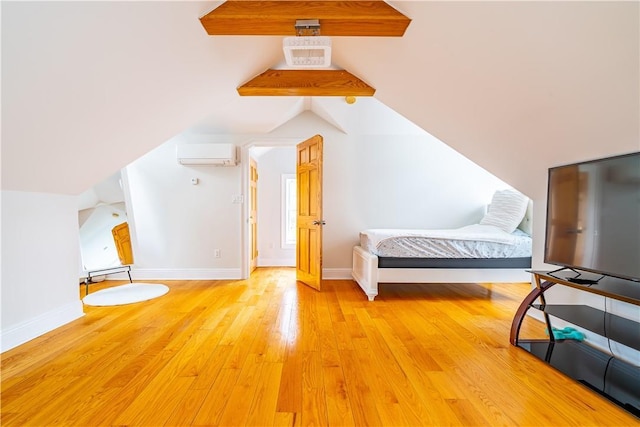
[360,224,532,259]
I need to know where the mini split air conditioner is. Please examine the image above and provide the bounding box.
[176,143,237,166]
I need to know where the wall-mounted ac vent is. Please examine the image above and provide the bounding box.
[176,143,237,166]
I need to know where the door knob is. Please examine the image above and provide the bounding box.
[313,220,326,226]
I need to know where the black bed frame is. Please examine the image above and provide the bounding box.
[378,257,532,269]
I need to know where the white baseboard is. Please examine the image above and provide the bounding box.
[126,268,242,280]
[1,301,84,353]
[322,268,353,280]
[86,267,349,281]
[258,258,295,267]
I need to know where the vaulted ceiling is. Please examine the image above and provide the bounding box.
[2,1,638,199]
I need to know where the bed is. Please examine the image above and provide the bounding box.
[352,190,533,301]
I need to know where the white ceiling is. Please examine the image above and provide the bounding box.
[183,95,427,135]
[2,1,638,199]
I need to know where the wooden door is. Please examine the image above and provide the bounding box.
[250,158,258,273]
[296,135,324,291]
[112,222,134,265]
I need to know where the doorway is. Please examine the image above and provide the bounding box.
[245,145,297,275]
[243,136,324,289]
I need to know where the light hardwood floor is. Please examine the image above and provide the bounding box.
[1,268,637,426]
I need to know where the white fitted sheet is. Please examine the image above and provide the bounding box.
[360,224,532,258]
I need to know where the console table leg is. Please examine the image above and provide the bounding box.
[510,280,556,345]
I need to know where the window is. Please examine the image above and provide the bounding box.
[282,174,296,248]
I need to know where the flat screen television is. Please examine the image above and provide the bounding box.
[544,152,640,282]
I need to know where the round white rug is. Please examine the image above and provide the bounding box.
[83,283,169,306]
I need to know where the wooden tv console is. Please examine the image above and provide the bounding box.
[511,270,640,417]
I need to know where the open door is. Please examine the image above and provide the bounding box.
[250,157,258,273]
[296,135,324,291]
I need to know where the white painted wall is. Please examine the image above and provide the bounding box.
[267,113,513,274]
[1,191,84,351]
[121,111,513,280]
[348,134,510,229]
[254,147,296,267]
[124,135,243,279]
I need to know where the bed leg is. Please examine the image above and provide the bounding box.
[352,246,380,301]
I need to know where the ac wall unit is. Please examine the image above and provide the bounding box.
[176,143,237,166]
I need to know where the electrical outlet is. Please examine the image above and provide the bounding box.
[214,249,221,258]
[232,195,244,204]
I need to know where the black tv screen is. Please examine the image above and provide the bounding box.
[544,152,640,282]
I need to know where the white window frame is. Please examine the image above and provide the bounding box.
[281,174,296,249]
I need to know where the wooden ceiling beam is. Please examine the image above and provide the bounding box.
[237,69,375,96]
[200,1,411,36]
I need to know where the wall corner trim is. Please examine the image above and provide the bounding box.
[1,300,84,353]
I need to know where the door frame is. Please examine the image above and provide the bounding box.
[249,157,259,273]
[240,138,302,279]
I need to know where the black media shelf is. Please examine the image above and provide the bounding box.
[511,271,640,418]
[543,270,640,305]
[531,304,640,351]
[518,340,640,418]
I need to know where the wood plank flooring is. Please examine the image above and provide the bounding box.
[1,268,637,426]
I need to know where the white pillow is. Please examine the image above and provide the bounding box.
[480,189,530,233]
[517,199,533,235]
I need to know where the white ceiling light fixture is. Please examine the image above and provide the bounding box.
[283,19,331,68]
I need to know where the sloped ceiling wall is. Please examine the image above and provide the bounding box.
[361,1,640,198]
[2,1,281,194]
[2,1,638,199]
